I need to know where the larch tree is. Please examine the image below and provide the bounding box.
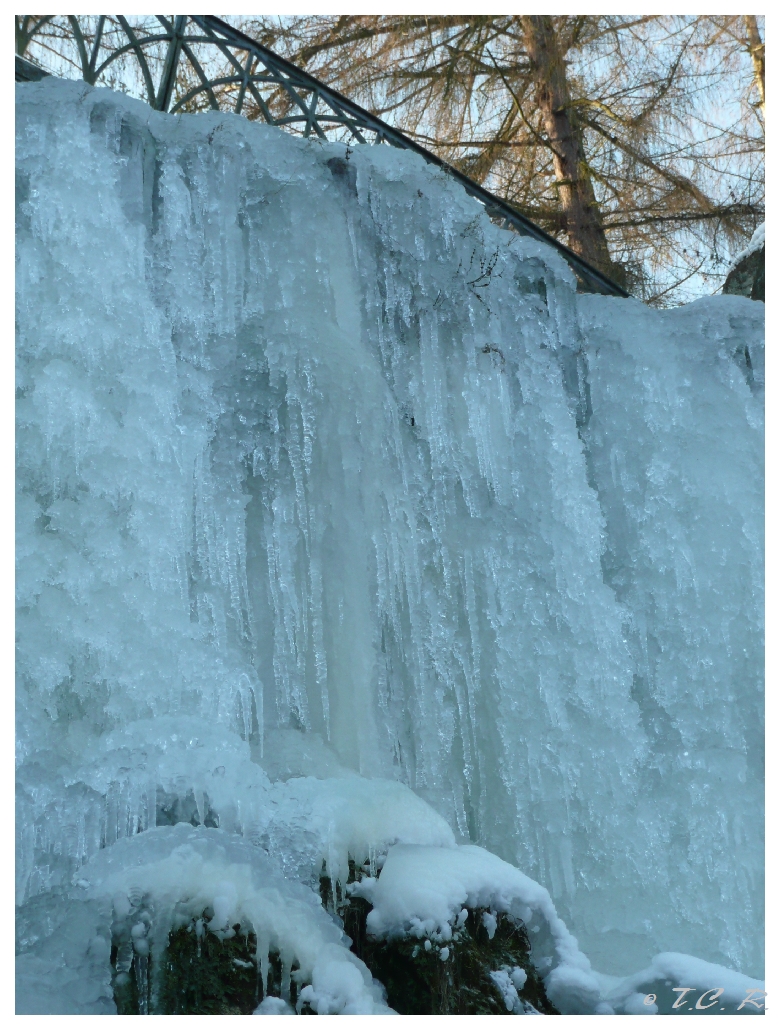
[517,16,615,275]
[234,13,764,304]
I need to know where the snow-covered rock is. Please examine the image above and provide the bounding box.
[724,222,764,300]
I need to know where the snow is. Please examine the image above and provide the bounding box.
[255,996,295,1014]
[596,952,766,1015]
[490,964,533,1013]
[15,73,764,1014]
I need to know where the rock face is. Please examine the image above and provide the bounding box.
[113,903,558,1015]
[116,921,266,1015]
[724,244,765,301]
[343,901,558,1015]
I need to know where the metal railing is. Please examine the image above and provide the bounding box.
[16,14,629,297]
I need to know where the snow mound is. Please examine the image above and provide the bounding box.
[597,951,766,1015]
[351,842,606,1014]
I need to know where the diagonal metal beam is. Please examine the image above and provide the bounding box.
[192,16,629,297]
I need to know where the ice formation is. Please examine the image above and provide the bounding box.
[16,76,764,1014]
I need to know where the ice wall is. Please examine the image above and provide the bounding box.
[16,78,764,983]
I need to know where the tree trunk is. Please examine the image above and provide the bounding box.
[744,16,765,114]
[519,15,614,275]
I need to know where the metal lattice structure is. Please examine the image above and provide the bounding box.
[16,14,629,298]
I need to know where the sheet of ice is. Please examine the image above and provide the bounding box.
[16,892,116,1014]
[16,71,763,1005]
[571,293,764,972]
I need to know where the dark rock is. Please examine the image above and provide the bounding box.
[112,916,304,1015]
[344,897,558,1014]
[326,156,358,196]
[15,56,50,82]
[723,246,765,302]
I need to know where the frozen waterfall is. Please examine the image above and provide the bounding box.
[16,77,764,1013]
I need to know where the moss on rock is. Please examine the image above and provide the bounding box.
[157,923,260,1014]
[343,895,558,1014]
[111,915,305,1015]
